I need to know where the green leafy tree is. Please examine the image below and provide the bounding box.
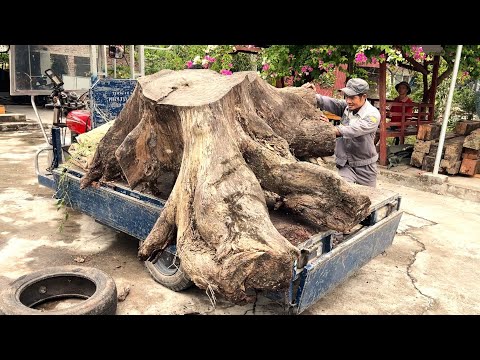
[453,83,477,120]
[0,53,8,64]
[408,56,479,121]
[111,45,480,121]
[258,45,389,87]
[144,45,207,73]
[258,45,480,93]
[143,45,256,76]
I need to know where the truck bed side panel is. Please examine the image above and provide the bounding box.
[54,172,162,240]
[296,210,403,314]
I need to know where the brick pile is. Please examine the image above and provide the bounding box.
[410,121,480,176]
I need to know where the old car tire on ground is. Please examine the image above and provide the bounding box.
[143,244,193,292]
[0,266,117,315]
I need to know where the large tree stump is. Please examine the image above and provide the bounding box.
[80,70,371,303]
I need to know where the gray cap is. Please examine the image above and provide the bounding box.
[339,78,369,96]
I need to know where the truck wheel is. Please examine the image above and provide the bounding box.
[0,266,117,315]
[143,244,193,291]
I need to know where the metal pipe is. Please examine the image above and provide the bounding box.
[249,53,257,71]
[9,46,16,93]
[52,127,63,167]
[138,45,145,77]
[103,45,108,77]
[90,45,98,80]
[31,95,50,145]
[35,147,53,176]
[28,46,32,90]
[113,58,117,78]
[130,45,135,79]
[96,45,102,77]
[433,45,463,175]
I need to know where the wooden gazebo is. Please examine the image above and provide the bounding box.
[373,54,441,166]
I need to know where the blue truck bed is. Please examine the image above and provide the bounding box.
[36,128,402,314]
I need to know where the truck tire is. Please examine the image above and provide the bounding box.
[143,244,193,292]
[0,266,117,315]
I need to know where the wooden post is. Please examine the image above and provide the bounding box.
[400,102,405,144]
[379,60,387,166]
[429,55,440,120]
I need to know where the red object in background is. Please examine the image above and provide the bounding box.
[333,66,347,91]
[390,97,414,123]
[315,65,347,97]
[66,110,91,135]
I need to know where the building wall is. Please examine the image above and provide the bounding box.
[30,45,90,77]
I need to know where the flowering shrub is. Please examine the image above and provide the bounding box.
[354,52,368,64]
[184,45,236,75]
[258,45,340,87]
[144,45,480,92]
[408,46,427,61]
[256,45,480,94]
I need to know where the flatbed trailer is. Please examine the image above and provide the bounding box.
[36,128,403,314]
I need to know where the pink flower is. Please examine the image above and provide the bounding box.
[262,63,270,71]
[302,65,313,75]
[410,45,426,61]
[204,55,216,63]
[371,56,378,65]
[354,52,368,64]
[379,54,386,60]
[220,69,232,75]
[228,63,233,68]
[327,49,332,56]
[413,51,425,61]
[412,46,424,54]
[187,61,193,68]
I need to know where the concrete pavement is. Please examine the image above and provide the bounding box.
[304,179,480,314]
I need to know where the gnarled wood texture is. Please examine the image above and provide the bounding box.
[80,69,371,303]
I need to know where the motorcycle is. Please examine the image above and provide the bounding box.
[44,68,91,144]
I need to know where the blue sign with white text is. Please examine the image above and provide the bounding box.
[90,78,137,128]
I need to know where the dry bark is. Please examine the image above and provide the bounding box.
[80,69,371,303]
